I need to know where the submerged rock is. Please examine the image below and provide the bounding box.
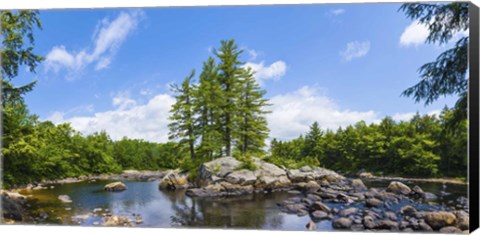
[104,182,128,191]
[58,195,72,203]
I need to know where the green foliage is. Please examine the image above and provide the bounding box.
[169,70,197,160]
[268,108,466,178]
[1,10,43,106]
[237,155,258,171]
[399,2,469,127]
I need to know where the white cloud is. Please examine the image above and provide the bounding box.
[399,20,468,48]
[243,60,287,85]
[45,10,143,79]
[267,86,379,140]
[399,20,430,47]
[340,41,370,61]
[331,8,345,16]
[48,92,175,143]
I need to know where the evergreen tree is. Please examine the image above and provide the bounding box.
[168,70,197,160]
[302,121,323,162]
[194,57,223,160]
[400,3,469,126]
[213,39,244,157]
[235,67,271,156]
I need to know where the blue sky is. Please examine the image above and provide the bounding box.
[14,3,463,142]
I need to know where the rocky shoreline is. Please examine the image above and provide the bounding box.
[2,157,470,232]
[158,157,470,232]
[7,170,168,192]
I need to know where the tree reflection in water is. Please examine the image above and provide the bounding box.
[165,190,289,229]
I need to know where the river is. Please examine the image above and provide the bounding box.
[16,179,467,230]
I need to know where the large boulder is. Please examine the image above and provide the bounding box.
[386,181,411,195]
[424,212,457,230]
[104,182,128,191]
[197,157,293,190]
[198,157,242,186]
[159,170,189,190]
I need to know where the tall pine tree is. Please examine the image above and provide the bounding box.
[168,70,197,160]
[235,67,271,156]
[194,57,223,160]
[213,39,244,157]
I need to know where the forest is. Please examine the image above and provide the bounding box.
[1,3,470,188]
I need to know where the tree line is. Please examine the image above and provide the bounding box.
[2,100,186,187]
[268,107,467,178]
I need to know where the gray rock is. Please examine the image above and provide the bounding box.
[439,226,462,233]
[425,211,457,230]
[351,179,367,191]
[386,181,411,195]
[384,211,398,221]
[306,221,316,230]
[104,182,127,191]
[225,169,257,185]
[311,201,331,212]
[376,219,399,230]
[311,210,329,220]
[454,210,469,230]
[400,205,417,217]
[366,198,383,207]
[363,216,376,229]
[332,217,353,229]
[198,157,242,185]
[159,170,189,190]
[339,207,359,217]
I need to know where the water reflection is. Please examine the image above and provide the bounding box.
[17,179,467,230]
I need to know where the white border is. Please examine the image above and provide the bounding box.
[0,1,477,235]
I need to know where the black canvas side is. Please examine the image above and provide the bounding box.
[469,1,480,232]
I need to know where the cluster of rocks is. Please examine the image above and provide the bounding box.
[1,190,28,221]
[176,157,345,197]
[72,207,143,226]
[277,179,469,232]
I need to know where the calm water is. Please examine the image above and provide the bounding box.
[17,179,467,230]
